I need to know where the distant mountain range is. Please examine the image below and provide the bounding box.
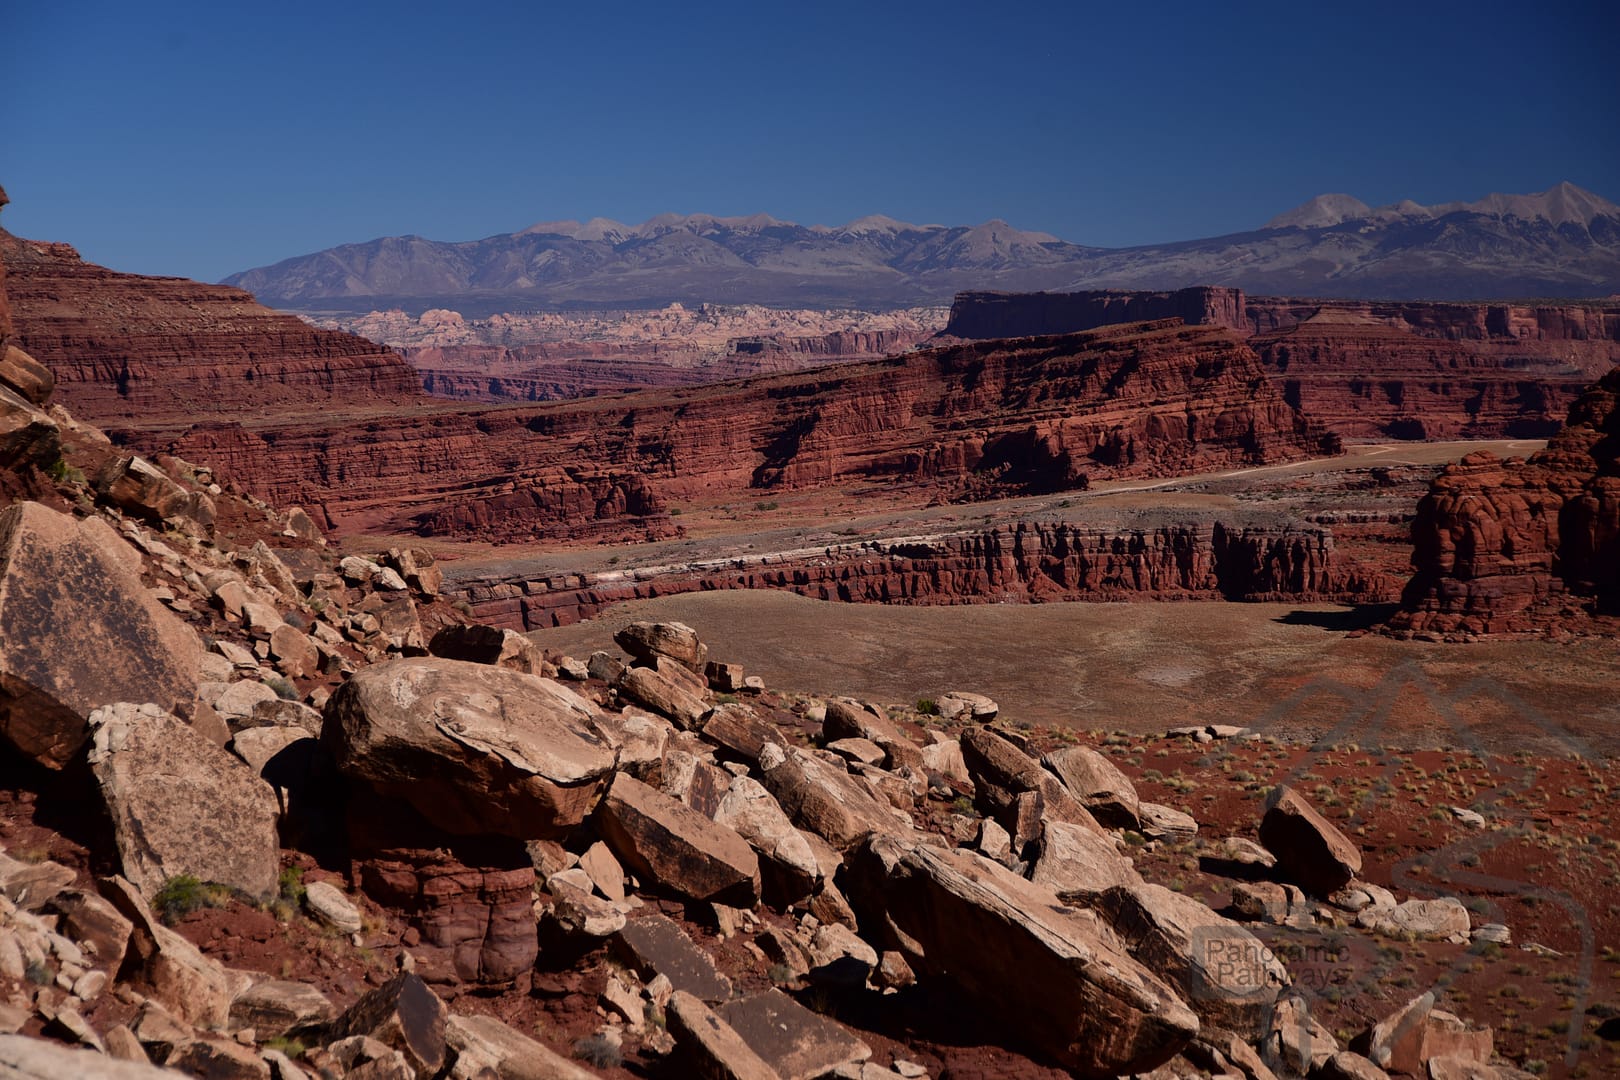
[225,183,1620,313]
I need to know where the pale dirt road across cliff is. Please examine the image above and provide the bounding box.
[530,591,1619,756]
[440,439,1544,584]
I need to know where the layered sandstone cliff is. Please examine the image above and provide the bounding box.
[946,289,1620,441]
[153,320,1337,542]
[0,229,424,422]
[1392,367,1620,635]
[449,516,1395,631]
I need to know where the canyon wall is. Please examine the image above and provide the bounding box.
[448,517,1397,631]
[945,288,1620,441]
[0,228,424,423]
[1391,367,1620,636]
[944,287,1247,339]
[408,327,928,404]
[150,321,1337,542]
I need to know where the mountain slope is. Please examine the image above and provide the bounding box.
[226,184,1620,311]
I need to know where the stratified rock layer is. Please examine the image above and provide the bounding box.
[1392,367,1620,634]
[946,288,1620,441]
[160,320,1330,543]
[0,228,422,423]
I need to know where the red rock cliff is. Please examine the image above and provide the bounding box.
[154,320,1337,542]
[0,229,425,422]
[1392,367,1620,635]
[945,289,1620,441]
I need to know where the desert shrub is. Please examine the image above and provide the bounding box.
[572,1034,622,1069]
[264,675,299,701]
[915,698,938,716]
[153,875,232,923]
[46,458,85,485]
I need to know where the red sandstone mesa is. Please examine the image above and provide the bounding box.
[1392,365,1620,635]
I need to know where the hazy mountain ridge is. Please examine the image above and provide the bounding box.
[226,183,1620,312]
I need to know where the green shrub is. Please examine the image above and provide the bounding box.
[153,875,232,924]
[572,1034,622,1069]
[915,698,939,716]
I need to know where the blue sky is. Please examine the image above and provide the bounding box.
[4,0,1617,283]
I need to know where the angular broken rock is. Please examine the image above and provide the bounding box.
[961,727,1103,851]
[822,700,923,771]
[596,773,760,905]
[1259,785,1362,897]
[427,623,547,675]
[936,691,997,722]
[720,988,872,1080]
[229,978,336,1039]
[1360,992,1494,1076]
[546,875,626,938]
[701,702,787,765]
[46,889,133,975]
[1093,882,1288,1038]
[1029,819,1142,900]
[678,763,821,905]
[1042,745,1142,829]
[1139,801,1199,841]
[1355,897,1471,940]
[757,744,910,852]
[88,702,280,901]
[0,502,201,769]
[445,1013,597,1080]
[0,1034,181,1078]
[667,990,782,1080]
[845,835,1197,1077]
[327,973,448,1080]
[100,876,253,1029]
[0,851,76,911]
[612,914,732,1002]
[615,664,710,729]
[614,621,709,672]
[323,658,617,838]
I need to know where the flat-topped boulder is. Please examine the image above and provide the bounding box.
[322,657,617,838]
[0,502,200,769]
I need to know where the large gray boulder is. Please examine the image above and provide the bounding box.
[87,703,281,901]
[0,502,200,769]
[322,658,617,838]
[846,835,1198,1077]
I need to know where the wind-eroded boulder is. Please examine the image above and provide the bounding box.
[846,835,1198,1077]
[0,502,201,769]
[322,658,617,838]
[1043,745,1142,829]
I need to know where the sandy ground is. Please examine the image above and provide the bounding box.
[531,591,1620,755]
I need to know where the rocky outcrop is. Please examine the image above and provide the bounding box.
[0,228,422,425]
[1392,367,1620,634]
[450,516,1392,631]
[946,288,1620,441]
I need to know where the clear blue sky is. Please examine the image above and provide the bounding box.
[4,0,1617,283]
